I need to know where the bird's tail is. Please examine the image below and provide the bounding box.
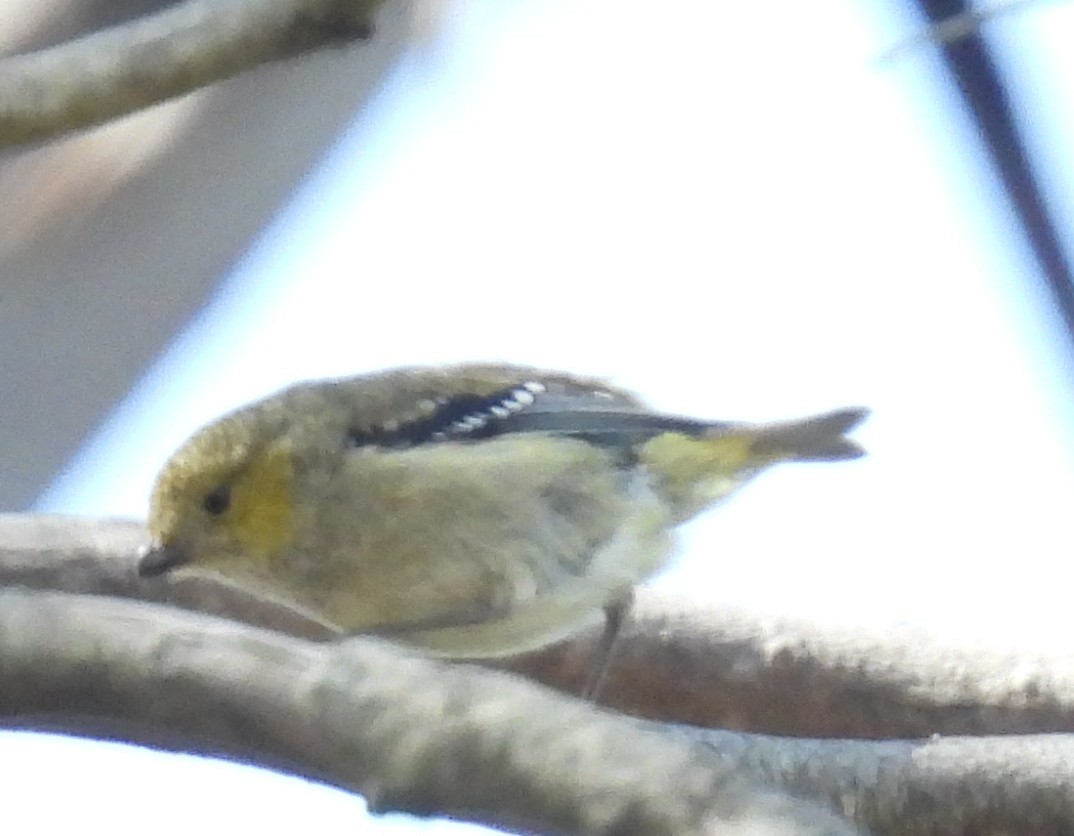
[639,407,868,520]
[741,407,868,462]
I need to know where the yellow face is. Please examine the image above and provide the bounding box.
[141,414,297,578]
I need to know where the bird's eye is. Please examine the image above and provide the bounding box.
[202,484,232,516]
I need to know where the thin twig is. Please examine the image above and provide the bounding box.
[878,0,1054,63]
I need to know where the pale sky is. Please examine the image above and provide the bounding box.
[17,1,1074,833]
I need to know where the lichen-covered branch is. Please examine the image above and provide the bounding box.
[0,0,388,148]
[0,588,858,836]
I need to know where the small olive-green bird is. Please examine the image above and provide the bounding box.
[139,364,866,659]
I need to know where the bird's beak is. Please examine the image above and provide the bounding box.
[138,542,188,577]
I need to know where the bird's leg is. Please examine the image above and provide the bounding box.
[580,590,633,701]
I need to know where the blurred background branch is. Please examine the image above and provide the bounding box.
[0,0,385,149]
[0,0,420,510]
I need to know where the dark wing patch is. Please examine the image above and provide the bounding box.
[347,382,549,448]
[346,379,722,451]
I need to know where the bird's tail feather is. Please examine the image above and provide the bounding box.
[639,407,867,520]
[739,407,868,462]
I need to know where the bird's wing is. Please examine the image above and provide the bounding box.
[488,393,724,448]
[336,372,724,450]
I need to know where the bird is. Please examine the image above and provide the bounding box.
[138,363,867,679]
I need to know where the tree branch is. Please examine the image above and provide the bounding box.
[0,588,857,836]
[0,0,389,149]
[685,729,1074,834]
[506,596,1074,739]
[6,514,1074,740]
[6,514,1074,831]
